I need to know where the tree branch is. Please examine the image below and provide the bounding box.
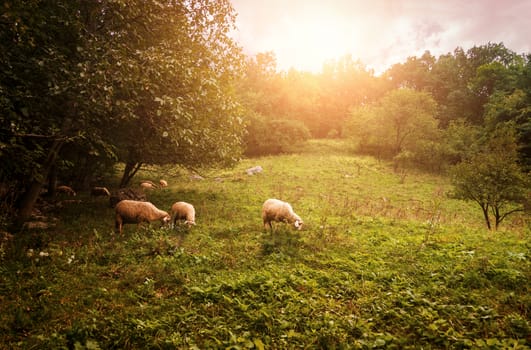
[498,207,525,224]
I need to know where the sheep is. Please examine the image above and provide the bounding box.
[159,179,168,187]
[141,180,157,186]
[114,200,170,234]
[262,198,303,232]
[246,165,263,175]
[140,181,158,191]
[56,185,76,196]
[91,186,111,197]
[170,201,196,227]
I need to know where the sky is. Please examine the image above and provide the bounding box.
[229,0,531,74]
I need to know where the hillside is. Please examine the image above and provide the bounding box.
[1,140,529,349]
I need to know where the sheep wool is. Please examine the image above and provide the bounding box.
[246,165,263,175]
[159,179,168,187]
[91,186,111,197]
[115,200,170,234]
[170,201,196,227]
[262,198,303,231]
[140,182,158,190]
[56,185,76,196]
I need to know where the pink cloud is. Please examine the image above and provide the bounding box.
[230,0,531,72]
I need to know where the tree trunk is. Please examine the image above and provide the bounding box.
[47,164,58,197]
[12,139,65,231]
[494,206,501,231]
[481,203,492,230]
[119,161,142,188]
[76,155,95,191]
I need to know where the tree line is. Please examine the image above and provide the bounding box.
[241,46,530,164]
[1,1,529,230]
[240,45,530,229]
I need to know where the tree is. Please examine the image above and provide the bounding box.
[93,0,245,187]
[238,52,283,118]
[319,55,380,137]
[343,106,387,158]
[450,125,529,230]
[440,119,481,165]
[345,89,439,164]
[243,112,310,156]
[385,51,436,91]
[0,0,245,229]
[0,1,107,228]
[481,54,531,169]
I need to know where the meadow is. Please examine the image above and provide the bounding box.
[1,139,529,349]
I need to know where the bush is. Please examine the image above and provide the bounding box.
[244,113,311,156]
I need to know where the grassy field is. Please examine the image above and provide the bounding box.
[1,139,530,349]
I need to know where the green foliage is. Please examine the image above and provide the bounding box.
[451,125,530,230]
[439,119,482,165]
[243,112,311,156]
[1,0,245,225]
[1,140,529,349]
[239,53,384,139]
[344,89,439,167]
[484,87,531,170]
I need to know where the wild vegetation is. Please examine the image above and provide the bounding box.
[0,1,530,347]
[1,140,529,349]
[1,1,529,231]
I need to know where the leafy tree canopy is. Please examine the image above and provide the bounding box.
[0,0,245,228]
[344,88,439,163]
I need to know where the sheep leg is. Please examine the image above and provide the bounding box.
[115,216,123,234]
[264,220,272,232]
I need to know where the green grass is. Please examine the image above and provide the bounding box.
[1,139,530,349]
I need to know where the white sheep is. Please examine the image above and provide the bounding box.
[246,165,263,175]
[56,185,76,196]
[262,198,303,232]
[91,186,111,197]
[114,200,170,234]
[170,201,196,227]
[140,181,158,190]
[159,179,168,187]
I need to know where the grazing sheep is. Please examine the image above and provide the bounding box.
[91,186,111,197]
[141,180,157,186]
[140,181,158,190]
[56,185,76,196]
[262,198,303,232]
[159,179,168,187]
[114,200,170,234]
[170,201,196,227]
[246,165,263,175]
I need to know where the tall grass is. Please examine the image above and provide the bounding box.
[1,139,529,349]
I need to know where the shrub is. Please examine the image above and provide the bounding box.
[244,113,311,156]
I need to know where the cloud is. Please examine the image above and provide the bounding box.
[230,0,531,72]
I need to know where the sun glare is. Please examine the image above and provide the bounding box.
[278,13,363,72]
